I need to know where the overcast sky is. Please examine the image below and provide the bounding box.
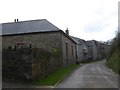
[0,0,119,41]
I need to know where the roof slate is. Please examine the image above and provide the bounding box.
[85,41,93,46]
[2,19,61,35]
[71,36,85,45]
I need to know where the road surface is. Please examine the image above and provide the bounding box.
[56,60,119,88]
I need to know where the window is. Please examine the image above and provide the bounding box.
[65,42,68,64]
[66,42,68,57]
[71,46,73,56]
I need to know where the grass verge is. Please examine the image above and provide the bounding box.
[32,64,79,86]
[106,51,120,75]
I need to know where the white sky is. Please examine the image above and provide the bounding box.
[0,0,119,41]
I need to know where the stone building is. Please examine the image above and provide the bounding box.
[95,41,103,60]
[85,40,98,60]
[101,43,110,59]
[93,41,110,60]
[2,19,76,80]
[71,36,87,63]
[86,40,110,61]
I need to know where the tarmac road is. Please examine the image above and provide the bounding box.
[56,60,119,88]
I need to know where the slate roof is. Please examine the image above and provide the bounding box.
[79,38,86,45]
[95,41,101,46]
[86,40,98,46]
[71,36,80,44]
[71,36,85,45]
[85,41,93,46]
[2,19,61,35]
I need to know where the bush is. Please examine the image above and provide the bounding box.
[107,32,120,75]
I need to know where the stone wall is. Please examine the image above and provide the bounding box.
[61,34,76,66]
[76,44,81,63]
[2,47,32,80]
[92,41,98,60]
[86,45,93,60]
[2,32,63,80]
[2,32,62,50]
[2,31,77,81]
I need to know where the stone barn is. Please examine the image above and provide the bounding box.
[86,40,110,61]
[85,40,98,60]
[1,19,76,80]
[71,36,88,63]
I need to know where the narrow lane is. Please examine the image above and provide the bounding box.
[56,60,119,88]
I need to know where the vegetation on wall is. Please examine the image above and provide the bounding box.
[32,47,61,80]
[106,31,120,75]
[2,45,61,81]
[50,47,61,57]
[2,46,32,80]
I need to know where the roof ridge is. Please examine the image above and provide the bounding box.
[2,19,46,24]
[44,19,60,30]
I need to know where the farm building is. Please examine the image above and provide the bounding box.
[71,36,87,63]
[1,19,77,80]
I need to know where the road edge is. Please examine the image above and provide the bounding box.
[54,64,81,87]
